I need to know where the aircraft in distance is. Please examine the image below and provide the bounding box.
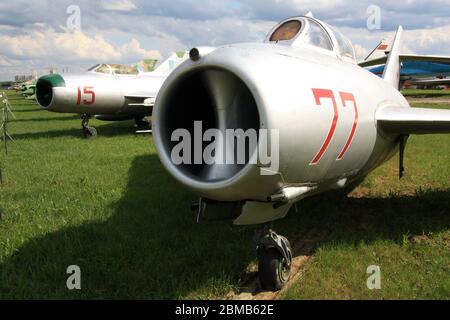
[152,14,450,291]
[15,80,37,99]
[35,52,188,138]
[365,39,450,87]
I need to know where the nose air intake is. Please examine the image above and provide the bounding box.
[36,74,66,108]
[156,67,260,183]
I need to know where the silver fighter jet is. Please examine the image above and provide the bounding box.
[152,15,450,291]
[36,53,187,138]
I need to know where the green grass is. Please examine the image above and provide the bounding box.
[0,90,449,299]
[282,103,450,300]
[402,89,450,97]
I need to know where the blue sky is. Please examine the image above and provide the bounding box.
[0,0,449,80]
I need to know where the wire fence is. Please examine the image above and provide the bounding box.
[0,92,14,186]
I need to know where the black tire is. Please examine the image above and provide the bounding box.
[135,118,150,128]
[83,127,97,139]
[258,248,291,291]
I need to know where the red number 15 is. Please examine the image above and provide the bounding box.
[77,86,96,105]
[310,88,359,165]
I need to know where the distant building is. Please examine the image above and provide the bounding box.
[14,74,36,82]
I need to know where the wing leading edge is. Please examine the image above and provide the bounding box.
[376,106,450,135]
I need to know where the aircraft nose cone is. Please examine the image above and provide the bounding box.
[36,74,66,108]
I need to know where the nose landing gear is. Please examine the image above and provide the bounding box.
[255,225,292,291]
[135,117,151,130]
[81,114,97,139]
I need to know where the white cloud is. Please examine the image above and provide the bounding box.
[0,27,161,78]
[0,27,160,62]
[100,0,137,12]
[409,25,450,54]
[353,44,369,60]
[0,54,19,67]
[119,38,161,60]
[1,1,450,79]
[339,24,450,59]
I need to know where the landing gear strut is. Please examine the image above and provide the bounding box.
[135,117,151,130]
[81,114,97,139]
[255,224,292,291]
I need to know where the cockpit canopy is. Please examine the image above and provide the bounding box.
[88,64,139,75]
[265,16,356,63]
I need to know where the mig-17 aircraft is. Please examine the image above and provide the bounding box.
[152,14,450,291]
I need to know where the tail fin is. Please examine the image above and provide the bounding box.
[382,26,403,89]
[364,38,393,61]
[153,51,188,75]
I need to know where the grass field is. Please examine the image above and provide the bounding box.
[0,90,449,299]
[402,89,450,97]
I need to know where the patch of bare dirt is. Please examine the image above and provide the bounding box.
[224,228,330,300]
[407,97,450,105]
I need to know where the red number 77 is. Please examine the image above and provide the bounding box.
[310,89,359,165]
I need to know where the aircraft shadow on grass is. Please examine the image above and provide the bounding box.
[11,108,43,113]
[11,121,141,140]
[11,115,80,123]
[0,155,449,299]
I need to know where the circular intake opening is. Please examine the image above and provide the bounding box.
[36,79,54,108]
[158,67,260,183]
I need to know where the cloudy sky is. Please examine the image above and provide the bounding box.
[0,0,449,80]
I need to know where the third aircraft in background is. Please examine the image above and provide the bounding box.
[363,38,450,87]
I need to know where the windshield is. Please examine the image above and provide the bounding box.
[270,20,302,42]
[89,64,139,75]
[329,25,356,60]
[88,64,100,71]
[303,20,333,51]
[110,64,139,75]
[94,64,112,74]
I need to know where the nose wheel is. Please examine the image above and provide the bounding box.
[255,225,292,291]
[135,117,151,130]
[81,114,97,139]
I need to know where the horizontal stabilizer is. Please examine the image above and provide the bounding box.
[359,56,387,68]
[377,106,450,134]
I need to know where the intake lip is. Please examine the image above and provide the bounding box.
[36,74,66,108]
[153,61,265,197]
[156,66,260,184]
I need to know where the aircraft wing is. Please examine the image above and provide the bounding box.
[359,56,387,68]
[359,54,450,68]
[399,54,450,65]
[411,78,450,86]
[376,106,450,134]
